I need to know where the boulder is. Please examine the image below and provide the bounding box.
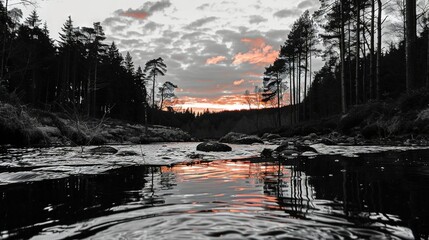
[220,132,263,144]
[261,148,273,158]
[270,141,317,159]
[197,142,232,152]
[89,146,118,154]
[320,138,337,145]
[235,136,264,144]
[187,153,206,159]
[219,132,246,143]
[261,133,281,140]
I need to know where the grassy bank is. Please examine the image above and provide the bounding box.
[273,88,429,144]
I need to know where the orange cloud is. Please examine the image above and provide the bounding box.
[206,56,227,64]
[120,10,149,20]
[233,38,279,66]
[244,71,263,78]
[233,79,245,86]
[176,95,262,113]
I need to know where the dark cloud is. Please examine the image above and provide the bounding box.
[273,8,301,18]
[120,39,141,48]
[181,32,204,41]
[297,0,320,11]
[200,41,229,56]
[146,0,172,13]
[196,3,210,10]
[144,21,163,32]
[115,0,172,20]
[185,16,218,29]
[297,0,313,9]
[265,29,290,42]
[249,15,267,24]
[126,31,144,38]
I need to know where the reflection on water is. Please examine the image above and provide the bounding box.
[0,150,429,239]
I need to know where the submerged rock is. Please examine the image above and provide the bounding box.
[220,132,263,144]
[219,132,246,143]
[261,148,274,158]
[261,133,281,140]
[89,146,118,154]
[268,141,318,159]
[235,136,264,144]
[197,142,232,152]
[116,150,139,156]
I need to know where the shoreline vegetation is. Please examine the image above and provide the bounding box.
[1,87,429,148]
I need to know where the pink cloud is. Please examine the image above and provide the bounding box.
[233,79,245,86]
[206,56,227,65]
[233,38,279,66]
[177,95,256,113]
[120,10,149,20]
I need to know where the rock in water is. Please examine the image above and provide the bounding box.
[220,132,263,144]
[89,146,118,154]
[235,136,264,144]
[219,132,246,143]
[196,142,232,152]
[261,148,273,158]
[116,150,139,156]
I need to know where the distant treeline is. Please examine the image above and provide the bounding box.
[0,4,169,123]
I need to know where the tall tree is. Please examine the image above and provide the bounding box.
[144,57,167,108]
[405,0,416,91]
[355,0,361,104]
[262,59,285,127]
[376,0,382,99]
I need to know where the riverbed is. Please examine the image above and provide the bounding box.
[0,143,428,239]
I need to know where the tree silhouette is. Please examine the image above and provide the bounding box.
[158,81,177,110]
[262,59,286,127]
[144,57,167,108]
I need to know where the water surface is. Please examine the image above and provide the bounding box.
[1,149,429,239]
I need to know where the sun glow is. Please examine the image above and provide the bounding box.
[175,95,264,113]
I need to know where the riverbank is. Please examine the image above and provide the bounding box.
[268,89,429,146]
[0,102,192,147]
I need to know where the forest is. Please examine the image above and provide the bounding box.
[0,0,427,139]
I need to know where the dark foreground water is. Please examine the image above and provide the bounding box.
[1,150,429,239]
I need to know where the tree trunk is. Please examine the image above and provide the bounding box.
[376,0,382,100]
[406,0,417,91]
[348,17,353,105]
[297,52,301,121]
[427,26,429,87]
[93,57,98,117]
[362,6,367,103]
[277,72,281,127]
[0,0,8,81]
[292,56,296,123]
[355,0,360,104]
[289,60,293,124]
[370,0,375,99]
[304,37,308,120]
[340,2,347,114]
[152,73,156,107]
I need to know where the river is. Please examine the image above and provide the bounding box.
[0,143,428,239]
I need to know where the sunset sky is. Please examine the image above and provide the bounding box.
[19,0,322,112]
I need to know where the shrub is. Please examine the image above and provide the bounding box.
[399,88,429,112]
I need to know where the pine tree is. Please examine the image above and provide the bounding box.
[124,52,134,74]
[144,57,167,108]
[24,9,41,28]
